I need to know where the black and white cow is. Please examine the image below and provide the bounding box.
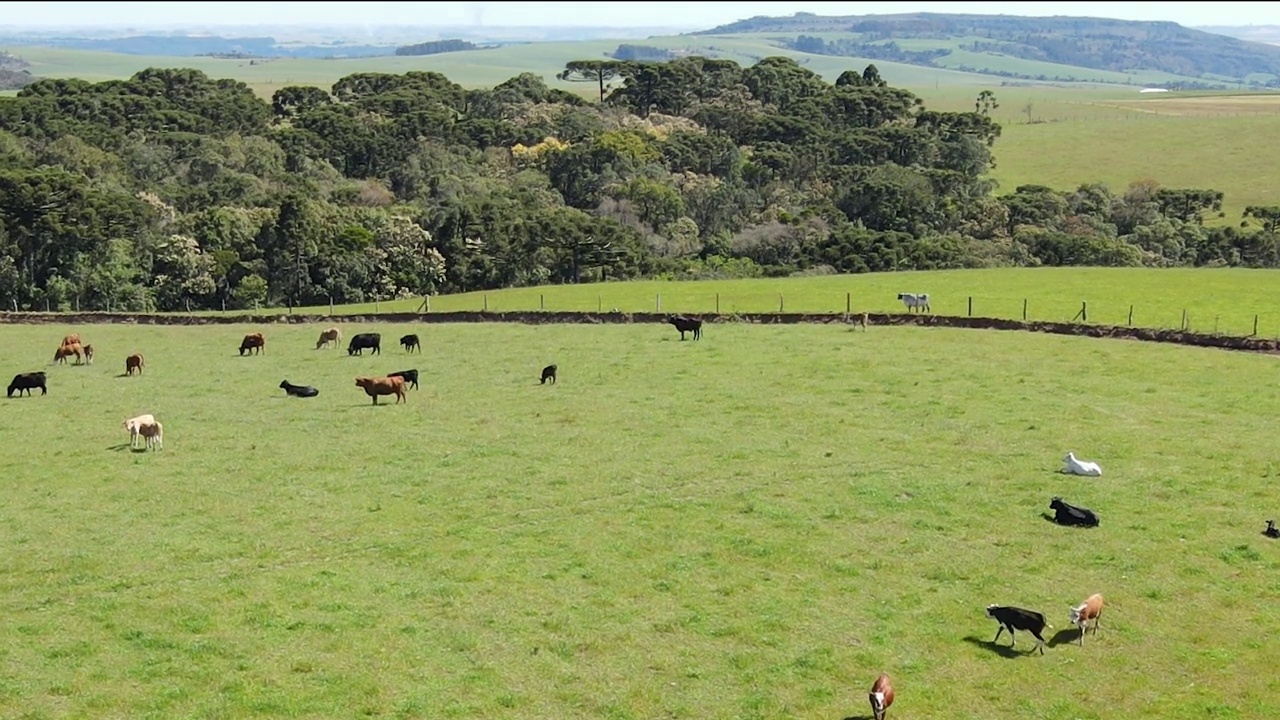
[897,292,931,313]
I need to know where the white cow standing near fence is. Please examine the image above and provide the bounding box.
[898,292,931,313]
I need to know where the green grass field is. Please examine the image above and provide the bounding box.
[291,268,1280,340]
[2,321,1278,719]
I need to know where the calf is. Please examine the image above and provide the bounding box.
[279,380,319,398]
[316,327,342,349]
[540,364,557,385]
[1068,593,1105,646]
[138,421,163,451]
[239,332,265,356]
[898,292,931,313]
[348,332,382,356]
[388,369,419,390]
[986,604,1050,655]
[355,375,406,405]
[1049,496,1100,528]
[1063,451,1103,477]
[7,371,47,397]
[400,334,421,353]
[869,673,895,720]
[125,353,145,376]
[83,344,94,365]
[667,314,703,341]
[1264,520,1279,539]
[123,413,156,449]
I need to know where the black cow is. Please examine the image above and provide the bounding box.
[7,371,47,398]
[667,314,703,341]
[279,380,319,398]
[986,605,1049,655]
[400,334,421,353]
[347,332,381,356]
[1264,520,1279,539]
[1049,496,1100,528]
[388,369,419,390]
[540,364,557,385]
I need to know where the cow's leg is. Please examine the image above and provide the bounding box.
[992,626,1004,644]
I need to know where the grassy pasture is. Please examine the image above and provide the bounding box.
[296,268,1280,339]
[1,321,1279,719]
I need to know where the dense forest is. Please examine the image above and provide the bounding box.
[394,39,478,57]
[0,58,1276,313]
[701,13,1280,84]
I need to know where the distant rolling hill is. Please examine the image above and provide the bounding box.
[694,13,1280,88]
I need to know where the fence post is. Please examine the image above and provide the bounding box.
[375,297,380,313]
[1128,305,1134,326]
[483,294,488,312]
[1181,308,1187,330]
[1022,298,1027,321]
[426,296,431,313]
[967,296,972,317]
[779,294,784,313]
[329,296,334,315]
[1254,314,1259,336]
[656,294,661,313]
[1082,301,1087,322]
[716,293,720,314]
[186,298,191,314]
[222,298,226,313]
[846,292,851,314]
[540,294,544,310]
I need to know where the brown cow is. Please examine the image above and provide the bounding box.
[316,327,342,350]
[239,333,265,356]
[125,353,145,376]
[53,342,83,364]
[60,334,81,347]
[354,376,407,405]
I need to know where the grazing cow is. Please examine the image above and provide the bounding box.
[279,380,320,398]
[315,327,342,350]
[123,413,156,449]
[869,673,895,720]
[1049,496,1100,528]
[667,315,703,341]
[347,332,382,356]
[83,344,94,365]
[540,364,557,385]
[53,342,83,364]
[138,421,163,451]
[7,371,47,397]
[986,605,1050,655]
[898,292,931,313]
[1068,593,1105,646]
[388,369,419,390]
[1264,520,1279,539]
[1063,451,1103,477]
[60,334,81,347]
[355,376,406,405]
[239,333,265,356]
[125,353,145,376]
[400,334,421,353]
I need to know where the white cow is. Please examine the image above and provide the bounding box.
[1063,451,1103,477]
[898,292,930,313]
[123,413,156,449]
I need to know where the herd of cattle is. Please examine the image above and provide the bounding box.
[8,305,1277,719]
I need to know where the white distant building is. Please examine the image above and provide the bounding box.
[1139,87,1171,93]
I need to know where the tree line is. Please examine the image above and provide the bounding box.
[0,57,1277,313]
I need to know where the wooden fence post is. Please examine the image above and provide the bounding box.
[716,293,720,313]
[967,296,972,317]
[1181,308,1187,330]
[426,296,431,313]
[656,294,661,313]
[846,292,851,314]
[329,297,334,315]
[1128,305,1134,326]
[1082,301,1087,322]
[540,294,544,310]
[779,294,784,312]
[1253,314,1259,336]
[1022,298,1027,321]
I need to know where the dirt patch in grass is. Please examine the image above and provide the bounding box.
[2,310,1278,355]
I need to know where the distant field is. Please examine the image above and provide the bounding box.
[2,321,1279,719]
[284,267,1280,339]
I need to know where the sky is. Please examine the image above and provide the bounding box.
[1,1,1273,29]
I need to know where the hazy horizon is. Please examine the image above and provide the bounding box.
[1,1,1275,30]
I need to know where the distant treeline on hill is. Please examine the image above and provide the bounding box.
[696,12,1280,85]
[394,39,478,56]
[610,44,675,61]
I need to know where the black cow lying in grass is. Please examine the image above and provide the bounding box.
[279,380,319,398]
[666,314,703,341]
[986,605,1050,655]
[1265,520,1279,539]
[7,371,47,397]
[540,364,557,384]
[388,369,418,390]
[1048,496,1100,527]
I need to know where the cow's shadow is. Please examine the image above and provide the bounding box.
[106,443,150,454]
[841,714,876,720]
[962,635,1023,659]
[1047,628,1082,648]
